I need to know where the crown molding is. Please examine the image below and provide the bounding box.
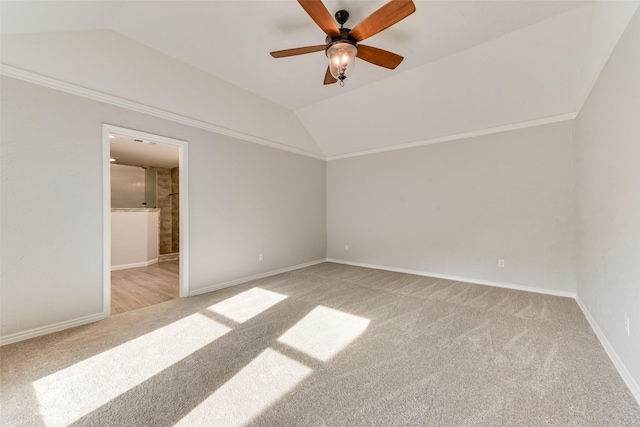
[326,112,578,161]
[0,64,327,161]
[2,64,581,162]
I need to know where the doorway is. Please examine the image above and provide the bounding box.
[102,124,189,317]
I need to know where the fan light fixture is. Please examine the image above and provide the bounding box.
[270,1,415,87]
[326,43,356,85]
[326,10,357,86]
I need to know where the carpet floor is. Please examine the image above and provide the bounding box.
[2,262,639,426]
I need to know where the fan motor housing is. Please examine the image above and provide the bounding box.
[325,28,358,54]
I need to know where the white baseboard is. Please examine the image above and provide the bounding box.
[326,258,576,298]
[189,259,327,297]
[111,258,159,271]
[0,313,106,346]
[576,297,640,405]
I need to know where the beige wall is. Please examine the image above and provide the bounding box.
[0,76,327,339]
[1,29,323,156]
[576,9,640,394]
[327,121,577,294]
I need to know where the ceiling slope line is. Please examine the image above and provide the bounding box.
[573,2,596,116]
[326,112,578,161]
[0,64,327,161]
[574,3,640,115]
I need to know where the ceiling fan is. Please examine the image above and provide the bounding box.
[270,0,416,86]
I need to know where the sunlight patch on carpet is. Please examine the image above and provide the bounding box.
[33,313,231,427]
[175,348,311,426]
[278,305,370,362]
[207,287,287,323]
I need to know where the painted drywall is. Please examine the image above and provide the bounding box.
[327,121,577,293]
[0,29,323,157]
[111,210,159,268]
[576,8,640,393]
[297,5,591,157]
[0,76,326,339]
[576,1,640,111]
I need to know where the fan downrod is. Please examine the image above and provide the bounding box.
[335,10,349,27]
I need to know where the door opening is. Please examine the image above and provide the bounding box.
[102,125,189,316]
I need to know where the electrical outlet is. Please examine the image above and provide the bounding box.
[345,244,349,251]
[498,259,505,268]
[259,253,264,262]
[625,312,630,336]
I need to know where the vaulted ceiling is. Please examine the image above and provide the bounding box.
[2,1,638,158]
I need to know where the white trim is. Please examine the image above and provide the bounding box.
[326,112,577,161]
[0,313,105,347]
[103,124,190,318]
[178,132,190,299]
[111,259,159,271]
[576,297,640,405]
[102,126,112,316]
[326,258,576,298]
[2,64,586,161]
[0,64,325,161]
[188,259,327,297]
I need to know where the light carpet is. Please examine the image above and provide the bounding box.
[2,262,639,426]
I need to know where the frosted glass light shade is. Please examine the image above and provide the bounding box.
[327,42,357,80]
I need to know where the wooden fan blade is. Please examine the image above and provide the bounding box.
[349,0,416,42]
[356,45,404,69]
[270,45,326,58]
[324,66,338,85]
[298,0,341,37]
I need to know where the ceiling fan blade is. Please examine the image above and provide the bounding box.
[270,45,326,58]
[349,0,416,42]
[298,0,341,38]
[356,45,404,69]
[324,66,338,85]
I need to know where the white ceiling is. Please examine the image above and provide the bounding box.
[110,135,179,169]
[1,1,637,158]
[1,0,587,110]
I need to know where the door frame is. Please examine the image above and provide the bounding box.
[102,124,189,317]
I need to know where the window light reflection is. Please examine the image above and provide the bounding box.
[175,348,311,426]
[33,313,231,427]
[278,305,370,362]
[207,287,287,323]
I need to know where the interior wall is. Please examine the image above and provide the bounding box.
[0,29,323,157]
[576,9,640,393]
[327,121,577,294]
[111,210,159,268]
[0,76,326,340]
